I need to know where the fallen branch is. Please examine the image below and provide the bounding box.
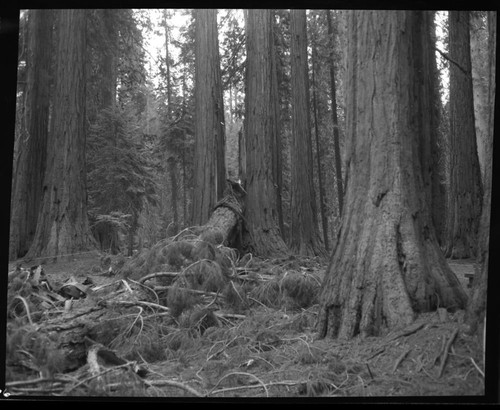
[438,327,459,378]
[6,377,72,388]
[138,271,180,284]
[470,357,484,378]
[433,46,472,78]
[392,347,411,373]
[154,285,219,297]
[208,371,269,397]
[388,322,425,342]
[114,300,171,312]
[64,362,134,394]
[13,296,34,326]
[146,379,204,397]
[210,379,308,396]
[214,312,246,320]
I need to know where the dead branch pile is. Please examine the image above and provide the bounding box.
[5,244,328,397]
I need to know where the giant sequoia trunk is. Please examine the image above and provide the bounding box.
[243,9,288,257]
[192,9,226,226]
[26,10,95,260]
[289,9,324,256]
[465,11,496,335]
[9,9,52,260]
[317,11,468,340]
[445,11,483,259]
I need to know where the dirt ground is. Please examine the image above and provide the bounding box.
[4,251,487,401]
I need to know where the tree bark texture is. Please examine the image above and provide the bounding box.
[271,17,285,236]
[101,9,117,109]
[310,22,330,251]
[9,9,52,260]
[317,11,468,340]
[465,11,496,335]
[470,12,489,183]
[26,9,95,260]
[168,155,179,235]
[192,9,226,226]
[445,11,483,259]
[243,9,288,257]
[290,9,324,256]
[326,10,344,218]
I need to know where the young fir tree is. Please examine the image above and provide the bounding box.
[26,9,95,260]
[317,10,467,340]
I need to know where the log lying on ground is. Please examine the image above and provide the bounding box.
[119,180,246,281]
[6,273,156,374]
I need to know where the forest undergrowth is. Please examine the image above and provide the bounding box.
[4,239,485,399]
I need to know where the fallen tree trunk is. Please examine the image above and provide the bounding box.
[119,180,245,281]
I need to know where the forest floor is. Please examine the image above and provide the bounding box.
[4,250,485,401]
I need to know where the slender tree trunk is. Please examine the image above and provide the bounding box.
[168,156,179,235]
[271,18,284,236]
[26,9,95,261]
[181,145,187,228]
[9,9,52,260]
[228,84,233,124]
[326,10,344,218]
[243,9,288,257]
[163,10,178,235]
[164,10,172,114]
[238,124,246,184]
[445,11,483,259]
[310,25,329,251]
[192,9,226,226]
[290,9,324,256]
[317,11,467,340]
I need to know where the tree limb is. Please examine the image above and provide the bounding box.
[433,46,472,78]
[438,327,459,378]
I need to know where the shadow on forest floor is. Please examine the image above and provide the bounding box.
[4,251,484,400]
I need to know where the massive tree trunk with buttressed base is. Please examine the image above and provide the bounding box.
[445,11,483,259]
[9,9,52,260]
[317,11,468,340]
[192,9,226,226]
[243,9,288,257]
[26,9,95,261]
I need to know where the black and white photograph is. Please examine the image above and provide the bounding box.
[1,6,497,402]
